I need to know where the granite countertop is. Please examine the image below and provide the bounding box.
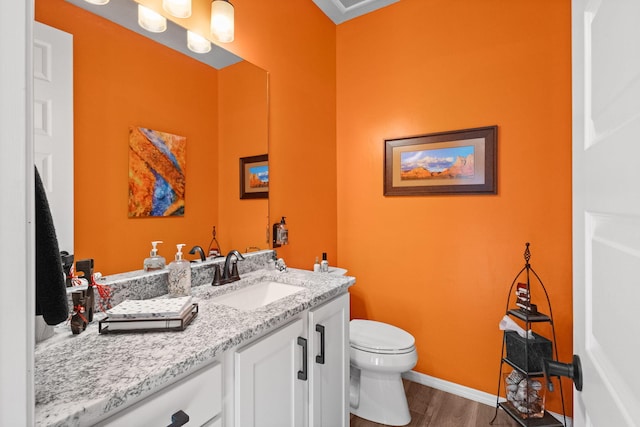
[34,268,354,427]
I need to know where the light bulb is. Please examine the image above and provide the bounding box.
[83,0,109,4]
[138,4,167,33]
[163,0,191,19]
[187,31,212,54]
[210,0,234,43]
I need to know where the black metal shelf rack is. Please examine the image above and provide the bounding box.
[490,243,567,427]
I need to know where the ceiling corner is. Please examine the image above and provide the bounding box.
[312,0,400,25]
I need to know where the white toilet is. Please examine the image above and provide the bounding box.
[349,319,418,426]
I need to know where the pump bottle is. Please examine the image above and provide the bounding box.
[144,241,166,271]
[276,217,288,245]
[168,244,191,297]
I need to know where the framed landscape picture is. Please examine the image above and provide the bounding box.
[240,154,269,199]
[384,126,497,196]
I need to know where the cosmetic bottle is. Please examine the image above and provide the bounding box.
[144,241,166,271]
[313,256,320,272]
[168,244,191,297]
[320,252,329,273]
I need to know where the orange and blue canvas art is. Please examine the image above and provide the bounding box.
[128,127,186,217]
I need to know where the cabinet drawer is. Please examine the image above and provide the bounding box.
[98,362,222,426]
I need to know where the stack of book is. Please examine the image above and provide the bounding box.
[98,296,198,333]
[515,282,537,313]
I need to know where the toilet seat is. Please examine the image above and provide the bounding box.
[350,319,415,354]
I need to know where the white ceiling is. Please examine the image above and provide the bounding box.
[312,0,400,24]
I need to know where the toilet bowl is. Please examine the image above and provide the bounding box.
[349,319,418,426]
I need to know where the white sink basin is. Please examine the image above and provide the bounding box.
[211,281,304,310]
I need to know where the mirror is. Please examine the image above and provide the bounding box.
[38,0,269,275]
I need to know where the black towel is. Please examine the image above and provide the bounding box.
[35,166,69,325]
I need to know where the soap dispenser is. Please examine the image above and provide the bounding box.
[144,241,166,271]
[273,216,289,248]
[168,244,191,297]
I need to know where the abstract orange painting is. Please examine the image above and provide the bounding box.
[128,127,186,217]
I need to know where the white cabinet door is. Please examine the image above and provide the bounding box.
[235,318,307,427]
[308,293,350,427]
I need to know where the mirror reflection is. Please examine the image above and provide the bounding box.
[36,0,269,275]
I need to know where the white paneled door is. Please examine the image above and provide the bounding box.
[33,22,73,253]
[572,0,640,425]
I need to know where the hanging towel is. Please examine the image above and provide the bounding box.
[35,166,69,325]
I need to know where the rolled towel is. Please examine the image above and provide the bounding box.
[35,166,69,325]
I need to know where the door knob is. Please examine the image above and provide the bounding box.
[543,354,583,392]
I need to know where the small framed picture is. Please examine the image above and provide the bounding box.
[384,126,497,196]
[240,154,269,199]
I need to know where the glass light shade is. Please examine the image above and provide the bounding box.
[138,5,167,33]
[187,31,212,54]
[210,0,234,43]
[163,0,191,18]
[83,0,109,4]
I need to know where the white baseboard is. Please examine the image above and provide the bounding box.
[402,370,572,427]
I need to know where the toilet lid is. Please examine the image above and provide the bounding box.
[350,319,415,354]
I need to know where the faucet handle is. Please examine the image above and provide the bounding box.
[211,264,222,286]
[230,260,239,279]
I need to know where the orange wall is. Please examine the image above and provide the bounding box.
[336,0,573,413]
[36,0,220,275]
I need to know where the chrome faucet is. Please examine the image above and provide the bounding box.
[212,250,245,286]
[189,245,206,262]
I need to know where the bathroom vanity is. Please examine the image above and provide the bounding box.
[34,259,353,427]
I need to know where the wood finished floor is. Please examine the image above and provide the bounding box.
[350,380,520,427]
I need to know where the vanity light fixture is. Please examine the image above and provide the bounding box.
[83,0,109,4]
[138,4,167,33]
[187,31,212,54]
[210,0,234,43]
[163,0,192,19]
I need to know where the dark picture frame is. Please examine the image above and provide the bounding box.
[240,154,269,199]
[384,126,497,196]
